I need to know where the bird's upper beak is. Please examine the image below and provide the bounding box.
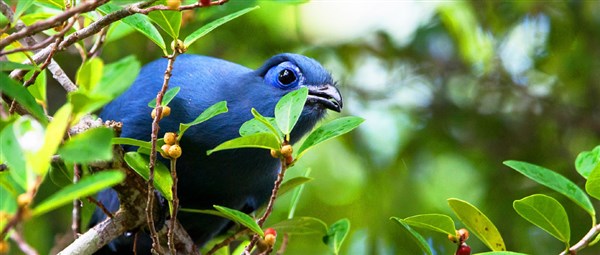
[307,84,343,112]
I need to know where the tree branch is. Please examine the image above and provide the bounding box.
[561,223,600,255]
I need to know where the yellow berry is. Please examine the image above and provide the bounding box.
[270,149,279,158]
[170,39,187,54]
[457,228,469,242]
[17,193,32,207]
[280,144,293,157]
[167,0,181,10]
[168,144,182,159]
[0,240,9,254]
[264,233,276,247]
[160,144,171,158]
[164,132,177,145]
[162,106,171,117]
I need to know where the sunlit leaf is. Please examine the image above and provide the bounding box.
[239,117,280,137]
[123,152,173,201]
[323,218,350,255]
[207,133,280,155]
[59,127,114,163]
[250,108,282,142]
[269,216,328,235]
[575,145,600,179]
[147,86,181,108]
[448,198,506,251]
[214,205,263,236]
[0,72,48,125]
[275,87,308,136]
[179,101,228,138]
[148,9,182,39]
[13,0,35,23]
[25,69,46,105]
[390,217,433,255]
[297,116,364,159]
[284,173,312,219]
[183,6,260,47]
[93,55,141,97]
[401,214,456,236]
[32,170,125,216]
[31,104,72,176]
[35,0,65,9]
[76,57,104,92]
[513,194,570,243]
[504,160,595,218]
[585,164,600,201]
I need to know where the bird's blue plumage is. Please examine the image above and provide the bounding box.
[90,53,341,254]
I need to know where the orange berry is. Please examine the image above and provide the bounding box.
[167,0,180,10]
[164,132,177,145]
[270,149,279,158]
[280,145,293,157]
[162,106,171,117]
[17,193,32,207]
[264,233,276,247]
[168,144,182,159]
[457,228,469,242]
[0,240,9,253]
[160,144,171,158]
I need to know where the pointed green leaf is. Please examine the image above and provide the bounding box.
[0,72,47,125]
[250,108,282,141]
[147,86,181,108]
[0,61,35,71]
[207,133,280,155]
[513,194,570,243]
[179,101,228,138]
[275,87,308,136]
[183,6,260,47]
[35,0,65,9]
[323,218,351,255]
[269,216,328,235]
[25,69,46,104]
[76,57,104,92]
[297,116,364,159]
[31,104,71,176]
[112,137,151,149]
[32,170,125,216]
[59,127,114,163]
[585,164,600,201]
[99,3,166,52]
[239,117,280,137]
[68,92,111,116]
[93,55,141,97]
[504,160,595,218]
[123,152,173,201]
[401,214,456,236]
[448,198,506,251]
[575,146,600,179]
[278,176,313,199]
[13,0,35,23]
[148,10,182,39]
[214,205,263,236]
[390,217,433,255]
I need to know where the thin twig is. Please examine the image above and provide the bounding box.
[9,230,39,255]
[168,159,179,255]
[206,228,251,255]
[276,233,289,255]
[86,197,114,218]
[72,164,83,239]
[561,223,600,255]
[87,27,109,59]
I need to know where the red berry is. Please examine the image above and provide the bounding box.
[264,228,277,237]
[455,243,471,255]
[200,0,211,6]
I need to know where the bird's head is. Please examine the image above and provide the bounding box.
[254,53,343,142]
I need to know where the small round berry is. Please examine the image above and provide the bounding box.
[17,193,32,207]
[455,243,471,255]
[151,108,160,120]
[160,144,171,158]
[0,240,9,254]
[162,106,171,117]
[168,144,182,159]
[170,39,187,54]
[166,0,181,10]
[285,155,294,165]
[457,228,469,242]
[163,132,177,145]
[280,144,293,157]
[200,0,211,6]
[270,149,279,158]
[264,228,277,237]
[264,233,276,247]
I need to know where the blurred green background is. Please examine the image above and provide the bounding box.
[12,0,600,254]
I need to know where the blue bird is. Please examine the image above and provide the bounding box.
[90,53,342,254]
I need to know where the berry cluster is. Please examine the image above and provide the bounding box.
[270,144,294,165]
[448,228,471,255]
[160,132,182,159]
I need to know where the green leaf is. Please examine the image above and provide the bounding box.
[278,176,313,199]
[112,137,151,149]
[268,216,328,235]
[0,61,35,71]
[68,92,111,116]
[25,69,46,104]
[76,57,104,92]
[585,164,600,201]
[183,6,260,48]
[148,87,181,108]
[93,55,141,97]
[0,118,36,190]
[297,116,364,159]
[401,214,456,236]
[286,170,312,219]
[447,198,506,251]
[59,127,114,163]
[214,205,263,236]
[275,87,308,136]
[323,218,351,255]
[390,217,433,255]
[504,160,595,218]
[13,0,35,23]
[99,3,166,52]
[123,152,173,201]
[239,117,280,137]
[575,145,600,179]
[0,72,48,125]
[250,108,282,143]
[35,0,65,9]
[148,10,182,39]
[31,104,72,176]
[32,170,125,216]
[179,101,228,138]
[207,133,281,155]
[513,194,570,243]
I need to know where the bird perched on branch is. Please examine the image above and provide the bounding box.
[90,53,343,254]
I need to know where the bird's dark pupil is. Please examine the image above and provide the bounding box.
[278,69,296,85]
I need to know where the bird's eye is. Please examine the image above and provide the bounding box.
[278,69,297,85]
[265,61,303,90]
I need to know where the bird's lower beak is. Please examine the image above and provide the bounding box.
[307,84,343,112]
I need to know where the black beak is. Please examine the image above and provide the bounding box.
[307,84,343,112]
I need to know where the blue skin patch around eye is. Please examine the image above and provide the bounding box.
[265,61,304,89]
